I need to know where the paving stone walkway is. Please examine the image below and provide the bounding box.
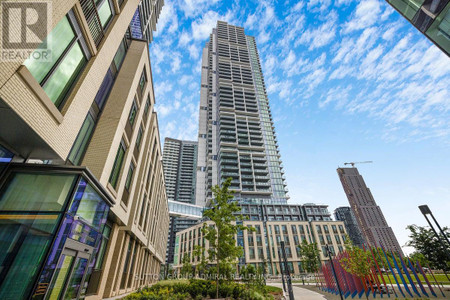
[268,282,326,300]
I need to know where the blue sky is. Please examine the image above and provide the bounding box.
[149,0,450,253]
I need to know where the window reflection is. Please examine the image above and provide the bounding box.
[69,179,108,230]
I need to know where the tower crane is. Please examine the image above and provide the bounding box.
[343,161,373,167]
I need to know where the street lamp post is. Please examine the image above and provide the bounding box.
[419,205,450,247]
[418,205,450,281]
[325,244,344,300]
[280,241,295,300]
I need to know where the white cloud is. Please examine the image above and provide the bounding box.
[299,67,328,91]
[188,44,200,60]
[307,0,332,12]
[179,0,221,18]
[178,31,192,47]
[190,10,235,42]
[179,75,193,85]
[296,11,337,50]
[342,0,382,33]
[154,0,178,36]
[319,85,351,108]
[154,80,173,101]
[171,53,181,72]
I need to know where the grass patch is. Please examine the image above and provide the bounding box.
[379,274,450,286]
[265,285,283,294]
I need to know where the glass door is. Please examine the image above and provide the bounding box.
[45,239,92,300]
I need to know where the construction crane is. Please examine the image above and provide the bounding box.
[344,161,373,167]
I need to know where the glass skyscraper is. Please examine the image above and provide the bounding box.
[196,21,288,207]
[386,0,450,56]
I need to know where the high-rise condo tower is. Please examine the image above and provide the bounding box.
[337,167,403,254]
[196,21,288,207]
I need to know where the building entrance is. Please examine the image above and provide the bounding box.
[45,239,93,300]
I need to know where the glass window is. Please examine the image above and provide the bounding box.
[0,214,60,299]
[69,178,109,229]
[120,241,133,289]
[139,69,147,93]
[95,224,111,269]
[144,96,150,116]
[426,6,450,54]
[136,127,143,149]
[68,113,95,165]
[109,140,127,188]
[124,163,135,191]
[63,257,88,299]
[113,40,127,71]
[0,145,14,163]
[24,14,89,109]
[389,0,425,20]
[97,0,113,27]
[46,254,74,299]
[128,101,137,127]
[0,173,77,211]
[43,42,87,106]
[24,16,74,84]
[94,68,114,110]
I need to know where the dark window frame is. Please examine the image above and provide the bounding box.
[124,162,135,192]
[67,111,96,165]
[139,68,147,94]
[135,126,143,149]
[128,99,138,127]
[108,139,127,189]
[33,11,91,110]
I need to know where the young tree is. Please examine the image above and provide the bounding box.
[202,177,254,298]
[339,238,373,299]
[406,224,450,275]
[298,239,321,273]
[180,253,193,278]
[193,244,207,278]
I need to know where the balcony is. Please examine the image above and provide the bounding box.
[253,163,267,168]
[221,165,238,171]
[241,174,254,179]
[220,159,238,164]
[221,172,239,177]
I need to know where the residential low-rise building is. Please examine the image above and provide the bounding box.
[173,220,347,276]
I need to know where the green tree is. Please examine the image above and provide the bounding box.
[408,251,429,268]
[405,224,450,274]
[202,177,254,298]
[339,238,373,299]
[180,253,193,278]
[298,239,321,273]
[193,244,207,278]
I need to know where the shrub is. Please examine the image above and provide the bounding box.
[123,278,280,299]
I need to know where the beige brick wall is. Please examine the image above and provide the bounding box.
[0,0,140,160]
[175,220,347,275]
[0,1,169,298]
[83,40,168,300]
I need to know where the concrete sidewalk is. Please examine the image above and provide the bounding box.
[267,282,326,299]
